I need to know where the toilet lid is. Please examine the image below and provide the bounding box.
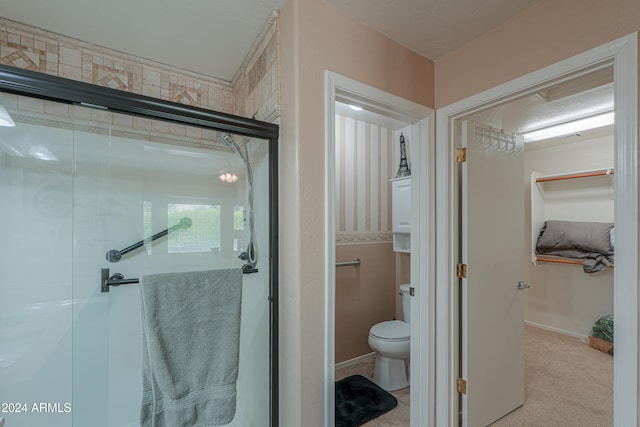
[369,320,410,341]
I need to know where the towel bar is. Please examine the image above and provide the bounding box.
[336,258,361,267]
[101,266,258,292]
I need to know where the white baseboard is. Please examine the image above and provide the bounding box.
[335,352,376,370]
[525,320,588,340]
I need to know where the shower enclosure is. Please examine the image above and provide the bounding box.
[0,66,278,426]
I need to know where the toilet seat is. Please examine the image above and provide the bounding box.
[369,320,409,341]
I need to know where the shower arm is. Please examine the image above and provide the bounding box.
[105,217,192,263]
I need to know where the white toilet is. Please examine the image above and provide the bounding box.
[368,283,411,391]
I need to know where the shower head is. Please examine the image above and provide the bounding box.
[216,132,250,167]
[216,132,235,147]
[217,132,249,147]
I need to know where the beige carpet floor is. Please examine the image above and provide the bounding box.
[490,325,613,427]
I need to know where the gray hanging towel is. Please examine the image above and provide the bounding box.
[139,268,243,426]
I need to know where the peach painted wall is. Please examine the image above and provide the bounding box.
[278,0,434,425]
[335,243,395,363]
[435,0,640,107]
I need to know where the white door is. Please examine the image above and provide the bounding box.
[460,121,526,426]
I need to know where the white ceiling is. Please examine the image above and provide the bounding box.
[0,0,542,82]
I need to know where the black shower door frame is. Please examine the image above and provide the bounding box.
[0,64,280,426]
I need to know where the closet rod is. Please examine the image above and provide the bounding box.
[535,169,614,183]
[536,256,614,268]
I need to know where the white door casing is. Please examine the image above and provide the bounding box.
[324,71,435,427]
[435,34,638,427]
[460,121,525,426]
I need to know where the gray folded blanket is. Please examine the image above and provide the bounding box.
[140,268,243,426]
[536,220,614,273]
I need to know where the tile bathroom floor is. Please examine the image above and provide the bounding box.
[335,356,410,426]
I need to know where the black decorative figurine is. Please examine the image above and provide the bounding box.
[396,132,411,178]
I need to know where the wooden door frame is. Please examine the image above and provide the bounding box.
[435,34,638,426]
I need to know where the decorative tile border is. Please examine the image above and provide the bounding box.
[0,17,234,113]
[336,232,393,245]
[92,63,133,91]
[1,44,46,72]
[0,15,280,125]
[169,82,201,106]
[233,11,280,122]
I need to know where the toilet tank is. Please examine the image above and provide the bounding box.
[400,284,411,324]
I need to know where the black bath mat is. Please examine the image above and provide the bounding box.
[335,374,398,427]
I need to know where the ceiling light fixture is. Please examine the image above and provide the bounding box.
[219,172,238,183]
[522,111,614,143]
[0,105,15,127]
[348,104,363,111]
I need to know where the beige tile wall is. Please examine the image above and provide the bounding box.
[0,16,279,120]
[232,11,279,122]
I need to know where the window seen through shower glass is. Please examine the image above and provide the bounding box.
[167,203,221,253]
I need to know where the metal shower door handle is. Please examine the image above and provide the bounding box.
[517,281,530,290]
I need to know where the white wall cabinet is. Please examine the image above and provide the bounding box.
[391,177,411,252]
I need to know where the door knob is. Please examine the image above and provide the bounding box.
[517,281,530,290]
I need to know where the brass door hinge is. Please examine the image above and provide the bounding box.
[456,378,467,394]
[455,147,467,163]
[456,263,467,279]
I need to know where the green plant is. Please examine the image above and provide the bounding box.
[591,315,614,343]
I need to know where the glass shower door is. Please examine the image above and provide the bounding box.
[0,90,275,426]
[0,95,75,427]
